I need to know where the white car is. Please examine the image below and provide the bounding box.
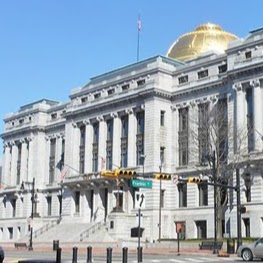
[237,238,263,261]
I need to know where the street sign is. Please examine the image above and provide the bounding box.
[135,192,146,209]
[131,179,152,189]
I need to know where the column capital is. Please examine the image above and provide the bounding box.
[250,79,260,88]
[72,121,77,128]
[96,116,104,122]
[125,108,134,115]
[233,82,242,92]
[83,119,91,125]
[19,138,26,144]
[170,105,177,111]
[110,112,118,119]
[189,101,196,107]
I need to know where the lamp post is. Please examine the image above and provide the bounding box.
[21,177,35,251]
[236,168,242,250]
[158,160,163,242]
[211,150,218,254]
[203,150,218,254]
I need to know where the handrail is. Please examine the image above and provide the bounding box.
[80,220,106,241]
[33,218,60,238]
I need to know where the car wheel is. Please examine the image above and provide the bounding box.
[242,248,253,261]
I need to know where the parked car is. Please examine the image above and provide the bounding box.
[237,238,263,261]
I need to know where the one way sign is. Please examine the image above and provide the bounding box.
[135,192,146,209]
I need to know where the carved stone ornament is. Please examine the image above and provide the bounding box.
[250,79,260,88]
[125,108,133,115]
[83,119,91,125]
[96,116,104,122]
[110,112,118,118]
[233,82,242,92]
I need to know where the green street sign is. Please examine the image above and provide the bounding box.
[131,179,152,189]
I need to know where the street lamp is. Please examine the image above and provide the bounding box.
[21,177,35,251]
[203,150,218,254]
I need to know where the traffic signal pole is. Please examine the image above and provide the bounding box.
[236,168,242,250]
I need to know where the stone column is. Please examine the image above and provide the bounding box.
[10,142,18,186]
[20,139,28,183]
[84,120,93,174]
[55,135,62,181]
[188,101,197,165]
[127,109,136,167]
[98,116,106,172]
[233,83,246,152]
[251,79,263,151]
[3,143,12,186]
[112,113,121,169]
[27,137,34,182]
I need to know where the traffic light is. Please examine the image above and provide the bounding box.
[116,169,136,179]
[100,170,117,178]
[155,173,171,180]
[188,177,203,184]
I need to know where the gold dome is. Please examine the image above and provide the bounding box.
[167,23,239,61]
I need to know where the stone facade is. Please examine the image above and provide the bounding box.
[1,27,263,242]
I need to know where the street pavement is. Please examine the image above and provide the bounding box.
[3,247,242,263]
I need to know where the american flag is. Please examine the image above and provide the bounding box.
[100,156,106,171]
[138,18,142,31]
[60,166,68,183]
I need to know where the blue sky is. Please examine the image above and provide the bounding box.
[1,0,263,160]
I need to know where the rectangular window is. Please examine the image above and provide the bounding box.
[92,123,99,172]
[243,218,250,237]
[178,183,187,207]
[198,69,208,79]
[79,125,86,174]
[198,103,209,163]
[137,79,145,87]
[161,189,165,208]
[199,184,208,206]
[121,84,130,91]
[49,138,56,184]
[160,111,165,126]
[16,143,22,185]
[51,113,57,119]
[196,220,207,239]
[136,112,145,165]
[107,88,115,96]
[178,75,188,84]
[178,108,189,166]
[121,115,128,168]
[218,64,227,74]
[81,97,87,103]
[106,119,113,170]
[94,93,101,99]
[217,98,228,164]
[246,88,254,152]
[160,147,165,165]
[11,199,16,217]
[75,191,80,213]
[245,51,251,59]
[47,196,52,216]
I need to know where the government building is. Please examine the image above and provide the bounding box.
[1,23,263,244]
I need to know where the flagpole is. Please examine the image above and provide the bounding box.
[137,12,141,62]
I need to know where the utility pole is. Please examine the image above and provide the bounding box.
[158,164,162,242]
[236,168,242,250]
[212,150,218,254]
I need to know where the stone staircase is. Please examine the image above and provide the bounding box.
[33,221,92,242]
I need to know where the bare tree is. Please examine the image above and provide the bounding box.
[188,96,251,239]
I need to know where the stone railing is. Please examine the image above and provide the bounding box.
[33,218,61,238]
[80,220,106,241]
